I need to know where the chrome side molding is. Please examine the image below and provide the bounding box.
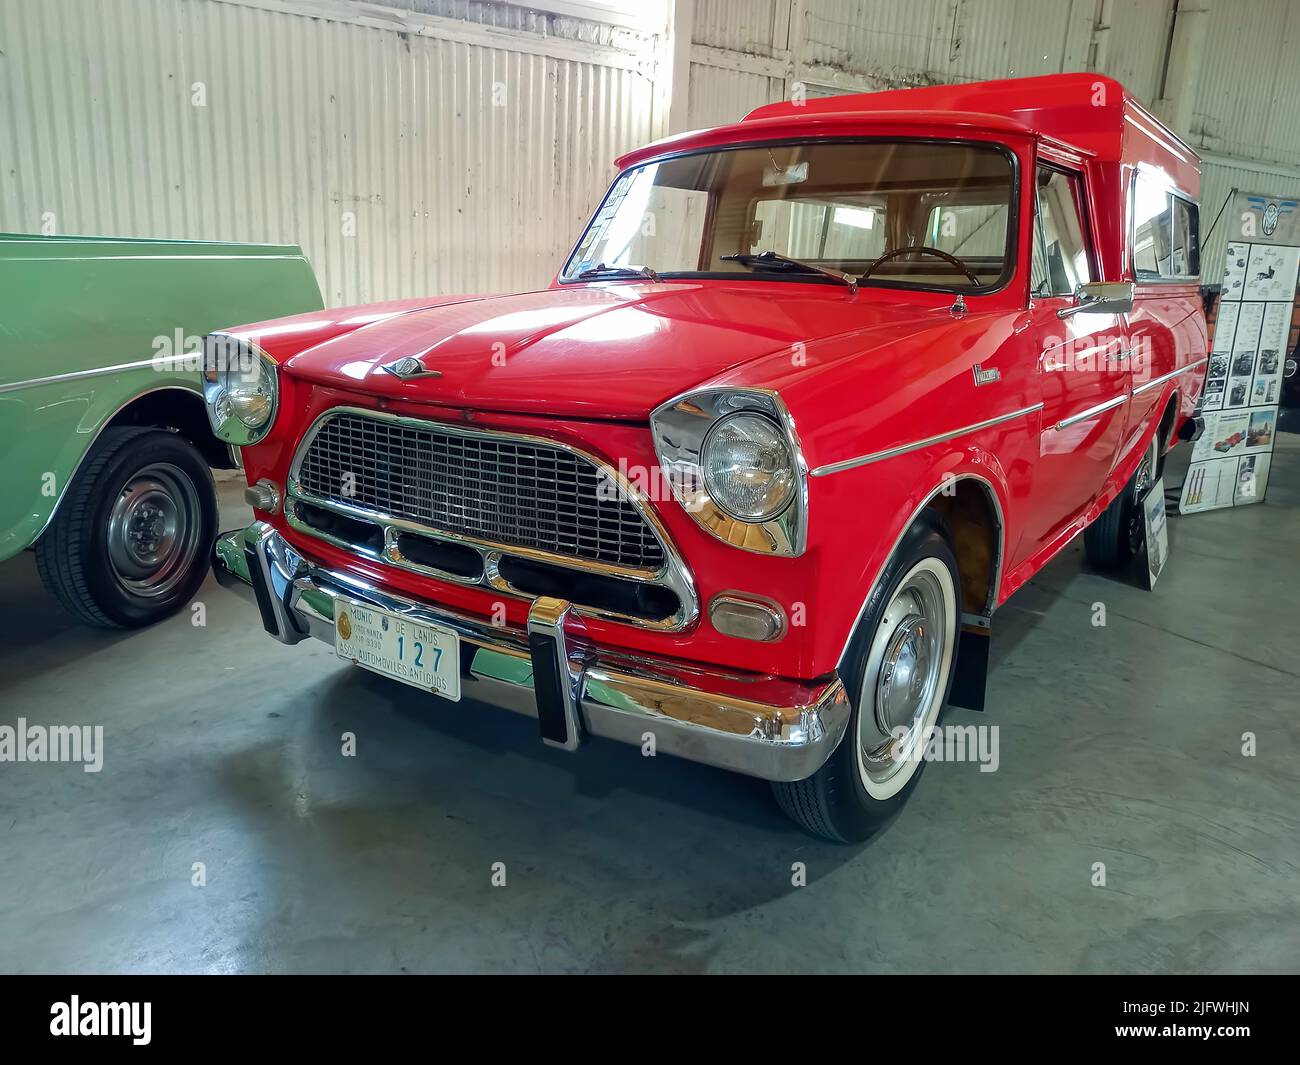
[1131,356,1209,396]
[1054,392,1128,431]
[811,404,1043,477]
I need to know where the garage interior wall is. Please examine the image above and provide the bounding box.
[0,0,664,306]
[4,0,1300,305]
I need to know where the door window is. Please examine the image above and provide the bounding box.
[1031,167,1093,297]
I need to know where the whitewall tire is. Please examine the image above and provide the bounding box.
[773,511,960,842]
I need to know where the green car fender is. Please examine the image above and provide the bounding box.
[0,233,324,562]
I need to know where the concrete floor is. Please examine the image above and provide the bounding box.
[1,436,1297,974]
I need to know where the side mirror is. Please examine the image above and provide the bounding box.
[1057,281,1135,319]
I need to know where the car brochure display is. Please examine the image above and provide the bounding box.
[1143,477,1169,589]
[1183,191,1299,513]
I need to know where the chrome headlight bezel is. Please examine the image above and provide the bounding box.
[650,388,809,557]
[201,332,279,446]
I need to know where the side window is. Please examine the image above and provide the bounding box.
[1031,166,1093,296]
[1133,175,1173,278]
[1171,197,1200,279]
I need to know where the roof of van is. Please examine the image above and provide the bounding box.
[617,73,1200,192]
[742,73,1195,162]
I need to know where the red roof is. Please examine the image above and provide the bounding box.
[744,74,1192,162]
[617,73,1199,195]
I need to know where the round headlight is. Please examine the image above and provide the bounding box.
[702,412,796,521]
[202,334,278,444]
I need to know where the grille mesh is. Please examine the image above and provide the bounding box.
[294,412,664,570]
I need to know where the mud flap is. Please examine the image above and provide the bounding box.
[948,619,990,712]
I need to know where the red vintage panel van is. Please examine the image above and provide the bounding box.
[207,73,1207,840]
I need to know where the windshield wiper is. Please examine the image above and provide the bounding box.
[577,263,660,282]
[721,250,857,289]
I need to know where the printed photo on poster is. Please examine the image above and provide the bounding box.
[1246,408,1276,450]
[1225,302,1265,408]
[1191,409,1252,464]
[1142,477,1169,589]
[1180,459,1238,513]
[1250,301,1290,401]
[1202,377,1226,409]
[1234,453,1271,505]
[1221,241,1249,300]
[1242,244,1300,302]
[1210,301,1238,355]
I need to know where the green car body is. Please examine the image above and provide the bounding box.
[0,233,322,621]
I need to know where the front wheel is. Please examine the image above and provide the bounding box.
[773,513,960,842]
[36,427,217,628]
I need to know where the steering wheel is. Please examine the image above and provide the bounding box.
[859,245,983,286]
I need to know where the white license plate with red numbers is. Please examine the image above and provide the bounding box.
[334,598,461,701]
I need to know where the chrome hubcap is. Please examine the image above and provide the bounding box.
[1135,447,1156,498]
[1128,438,1159,552]
[876,614,935,734]
[106,463,202,598]
[858,564,953,792]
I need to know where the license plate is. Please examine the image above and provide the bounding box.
[334,597,461,701]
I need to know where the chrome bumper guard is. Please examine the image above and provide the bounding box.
[213,522,849,782]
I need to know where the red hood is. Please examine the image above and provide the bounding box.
[281,282,934,420]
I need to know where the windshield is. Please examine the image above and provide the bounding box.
[562,140,1016,290]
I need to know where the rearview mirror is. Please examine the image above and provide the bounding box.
[1057,281,1135,318]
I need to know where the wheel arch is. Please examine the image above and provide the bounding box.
[34,385,229,546]
[102,386,234,470]
[834,463,1009,670]
[1157,388,1181,456]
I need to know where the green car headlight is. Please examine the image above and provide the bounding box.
[201,333,278,445]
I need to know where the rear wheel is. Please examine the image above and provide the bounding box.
[1084,435,1159,569]
[773,513,960,842]
[36,427,217,627]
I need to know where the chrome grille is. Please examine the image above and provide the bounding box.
[293,411,665,570]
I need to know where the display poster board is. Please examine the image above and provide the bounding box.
[1143,477,1169,589]
[1182,192,1300,513]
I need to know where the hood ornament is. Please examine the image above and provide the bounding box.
[382,356,443,380]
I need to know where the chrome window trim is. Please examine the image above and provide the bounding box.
[650,387,810,557]
[1132,356,1208,396]
[285,406,698,632]
[835,472,1006,667]
[810,403,1043,477]
[1054,392,1128,430]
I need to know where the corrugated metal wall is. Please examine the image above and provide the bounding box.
[1192,0,1300,168]
[0,0,658,306]
[686,0,1170,118]
[6,0,1300,305]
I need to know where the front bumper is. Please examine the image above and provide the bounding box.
[213,522,849,782]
